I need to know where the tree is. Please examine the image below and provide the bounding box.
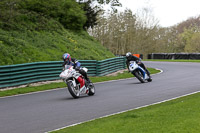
[81,1,100,29]
[177,15,200,33]
[77,0,122,29]
[0,0,20,22]
[180,27,200,53]
[77,0,121,7]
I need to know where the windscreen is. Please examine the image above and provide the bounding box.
[64,65,73,70]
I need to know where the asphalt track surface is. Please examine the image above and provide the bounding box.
[0,61,200,133]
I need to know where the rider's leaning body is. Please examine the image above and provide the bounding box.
[126,52,151,77]
[62,57,80,69]
[62,53,90,82]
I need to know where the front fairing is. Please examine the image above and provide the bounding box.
[59,65,74,79]
[129,61,138,72]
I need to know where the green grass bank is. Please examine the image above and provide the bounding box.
[51,91,200,133]
[0,0,115,65]
[0,29,115,65]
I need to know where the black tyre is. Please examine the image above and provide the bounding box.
[88,83,95,96]
[67,80,80,98]
[147,78,152,82]
[133,71,145,83]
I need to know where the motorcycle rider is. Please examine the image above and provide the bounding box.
[126,52,151,79]
[62,53,91,83]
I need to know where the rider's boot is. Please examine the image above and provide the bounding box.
[84,76,91,87]
[84,73,91,83]
[145,69,152,82]
[86,78,91,83]
[145,69,151,77]
[86,78,91,87]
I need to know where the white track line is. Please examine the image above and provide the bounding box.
[46,90,200,133]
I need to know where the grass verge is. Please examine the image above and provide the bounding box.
[51,91,200,133]
[0,68,160,97]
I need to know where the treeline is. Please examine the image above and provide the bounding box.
[89,9,158,56]
[157,16,200,53]
[89,9,200,57]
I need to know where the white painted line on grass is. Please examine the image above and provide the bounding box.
[46,90,200,133]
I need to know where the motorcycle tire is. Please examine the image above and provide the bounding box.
[88,83,95,96]
[67,80,80,98]
[133,71,145,83]
[147,78,152,82]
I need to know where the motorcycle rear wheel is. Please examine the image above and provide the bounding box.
[133,71,145,83]
[67,81,80,98]
[88,83,95,96]
[147,77,152,82]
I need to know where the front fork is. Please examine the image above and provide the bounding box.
[132,69,147,80]
[65,78,77,88]
[70,77,88,94]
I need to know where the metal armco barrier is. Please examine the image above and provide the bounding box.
[0,57,126,88]
[96,57,126,76]
[148,53,200,60]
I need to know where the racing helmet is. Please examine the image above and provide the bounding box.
[62,53,71,62]
[126,52,132,58]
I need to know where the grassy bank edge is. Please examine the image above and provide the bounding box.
[0,68,160,97]
[50,91,200,133]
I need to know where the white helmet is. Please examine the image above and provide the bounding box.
[126,52,132,57]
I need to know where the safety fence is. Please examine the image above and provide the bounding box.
[148,53,200,60]
[0,57,126,88]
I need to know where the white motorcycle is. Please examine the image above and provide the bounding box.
[59,65,95,98]
[129,61,152,83]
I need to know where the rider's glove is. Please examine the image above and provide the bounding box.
[75,67,80,71]
[136,60,142,64]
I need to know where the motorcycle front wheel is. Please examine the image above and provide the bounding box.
[133,71,145,83]
[67,80,80,98]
